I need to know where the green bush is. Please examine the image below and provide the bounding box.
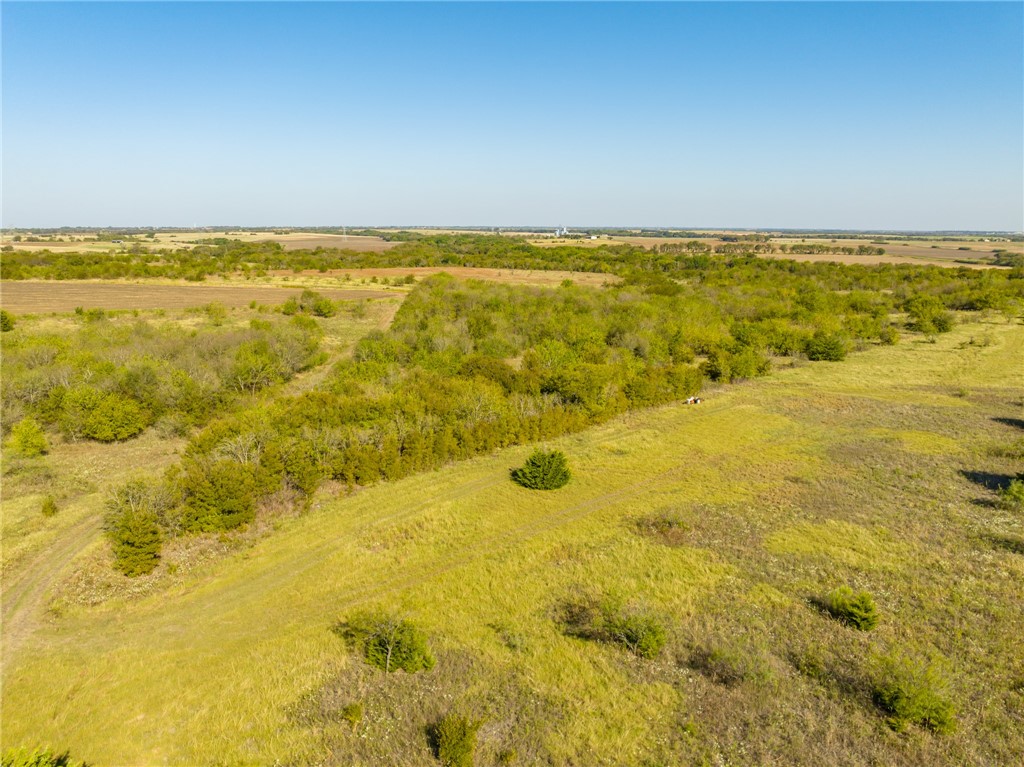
[604,611,667,659]
[61,387,147,442]
[998,478,1024,510]
[40,496,58,517]
[1,746,88,767]
[106,505,162,577]
[340,702,363,729]
[511,449,571,490]
[878,326,900,345]
[557,595,667,659]
[431,713,481,767]
[0,309,15,332]
[805,331,848,361]
[873,652,955,733]
[826,586,879,631]
[181,460,257,532]
[338,611,436,674]
[104,479,172,576]
[6,417,49,457]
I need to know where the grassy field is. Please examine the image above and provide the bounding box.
[2,315,1021,765]
[0,280,396,314]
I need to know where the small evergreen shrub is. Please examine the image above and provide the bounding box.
[826,586,879,631]
[337,611,435,674]
[0,309,15,332]
[511,449,570,490]
[340,702,363,729]
[805,331,848,361]
[998,478,1024,511]
[873,652,955,733]
[431,713,481,767]
[40,496,58,517]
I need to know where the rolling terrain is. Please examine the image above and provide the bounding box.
[2,317,1021,765]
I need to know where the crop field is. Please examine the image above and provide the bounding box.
[0,280,396,313]
[270,266,618,288]
[2,316,1021,766]
[0,230,399,254]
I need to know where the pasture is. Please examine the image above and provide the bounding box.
[0,280,396,314]
[2,317,1021,766]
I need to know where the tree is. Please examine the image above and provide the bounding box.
[511,449,571,490]
[105,481,165,576]
[338,611,436,674]
[6,417,48,457]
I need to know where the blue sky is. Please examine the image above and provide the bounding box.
[3,2,1022,230]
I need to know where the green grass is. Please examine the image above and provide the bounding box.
[2,318,1023,765]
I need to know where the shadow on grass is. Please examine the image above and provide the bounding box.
[994,417,1024,431]
[960,469,1015,493]
[986,533,1024,555]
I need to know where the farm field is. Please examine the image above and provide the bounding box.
[269,265,618,288]
[0,280,396,313]
[2,318,1021,766]
[0,230,399,254]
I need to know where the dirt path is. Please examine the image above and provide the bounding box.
[1,513,102,669]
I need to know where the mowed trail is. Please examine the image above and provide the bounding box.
[1,514,102,669]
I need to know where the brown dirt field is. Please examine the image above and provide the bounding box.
[0,281,396,314]
[270,266,620,288]
[254,233,398,252]
[756,251,1000,269]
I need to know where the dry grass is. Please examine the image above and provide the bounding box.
[0,280,396,313]
[269,266,619,288]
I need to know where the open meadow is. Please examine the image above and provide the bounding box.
[2,311,1021,765]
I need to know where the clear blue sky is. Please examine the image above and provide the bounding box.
[3,1,1022,230]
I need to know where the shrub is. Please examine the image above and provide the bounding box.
[873,652,955,733]
[105,500,162,578]
[181,460,257,532]
[805,331,847,361]
[40,496,58,517]
[878,326,900,345]
[431,713,482,767]
[998,478,1024,510]
[61,388,147,442]
[340,702,363,729]
[6,417,48,457]
[688,634,775,687]
[557,595,667,659]
[604,612,667,659]
[104,479,174,575]
[0,309,15,332]
[511,449,570,490]
[0,746,88,767]
[337,611,436,674]
[634,510,688,546]
[825,586,879,631]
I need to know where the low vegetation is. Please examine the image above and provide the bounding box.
[510,449,571,490]
[336,612,436,674]
[825,585,880,631]
[873,652,956,734]
[430,714,482,767]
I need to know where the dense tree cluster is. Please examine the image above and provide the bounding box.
[0,314,323,445]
